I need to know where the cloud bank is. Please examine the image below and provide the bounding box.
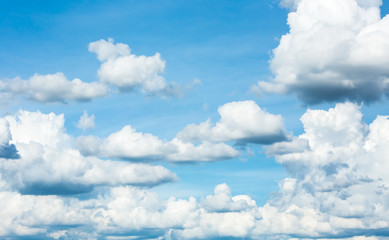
[2,103,389,239]
[254,0,389,104]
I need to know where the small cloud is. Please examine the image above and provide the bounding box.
[76,111,95,131]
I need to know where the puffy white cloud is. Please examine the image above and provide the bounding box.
[89,38,175,95]
[1,73,107,103]
[77,125,239,162]
[76,111,95,130]
[177,100,288,144]
[0,110,177,195]
[255,0,389,104]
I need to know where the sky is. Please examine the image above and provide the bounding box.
[1,0,389,239]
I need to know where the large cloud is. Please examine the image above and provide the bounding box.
[0,110,177,195]
[254,0,389,104]
[1,73,107,103]
[177,100,288,144]
[257,102,389,238]
[89,38,178,95]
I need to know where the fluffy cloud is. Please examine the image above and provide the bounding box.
[0,110,177,195]
[77,125,239,162]
[1,73,107,103]
[256,102,389,238]
[177,100,288,144]
[89,38,176,95]
[76,111,95,130]
[255,0,389,104]
[201,183,256,212]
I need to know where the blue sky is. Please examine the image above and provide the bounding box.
[1,0,389,239]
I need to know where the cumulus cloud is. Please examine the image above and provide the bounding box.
[177,100,288,144]
[76,111,95,130]
[0,110,177,195]
[1,73,107,103]
[255,102,389,238]
[89,38,179,95]
[255,0,389,104]
[77,125,239,162]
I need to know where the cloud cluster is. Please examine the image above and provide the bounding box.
[76,101,288,162]
[255,0,389,104]
[177,100,288,144]
[0,38,183,103]
[258,102,389,238]
[2,103,389,239]
[0,110,177,195]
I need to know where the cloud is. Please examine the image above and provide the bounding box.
[76,111,95,130]
[1,73,107,103]
[77,125,239,162]
[0,110,177,195]
[0,119,19,159]
[201,183,256,212]
[3,101,389,240]
[254,102,389,238]
[177,100,288,144]
[255,0,389,104]
[89,38,179,95]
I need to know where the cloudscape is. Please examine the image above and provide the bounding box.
[1,0,389,239]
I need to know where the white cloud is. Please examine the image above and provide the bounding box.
[0,110,177,195]
[77,125,239,162]
[255,0,389,104]
[76,111,95,130]
[2,73,107,103]
[177,100,288,144]
[89,38,175,95]
[0,183,258,239]
[3,105,389,239]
